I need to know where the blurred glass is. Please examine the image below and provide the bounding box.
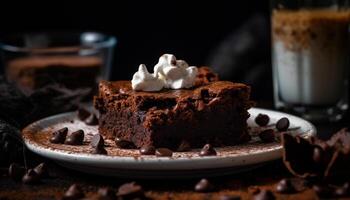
[271,0,349,121]
[0,32,116,95]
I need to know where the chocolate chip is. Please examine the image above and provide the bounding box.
[65,130,84,145]
[253,190,275,200]
[177,140,191,152]
[8,163,25,181]
[334,182,350,197]
[312,146,323,164]
[92,146,108,155]
[259,129,275,143]
[85,114,99,126]
[22,169,40,184]
[275,179,295,194]
[63,184,85,200]
[91,134,105,148]
[276,117,290,131]
[255,114,270,126]
[50,127,68,144]
[77,108,90,121]
[117,182,144,199]
[199,144,217,156]
[139,146,156,155]
[97,187,116,200]
[33,162,48,178]
[155,148,173,157]
[194,178,214,193]
[115,138,136,149]
[219,194,241,200]
[313,185,333,198]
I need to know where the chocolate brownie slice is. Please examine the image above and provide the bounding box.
[94,80,253,149]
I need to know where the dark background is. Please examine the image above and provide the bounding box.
[0,1,271,100]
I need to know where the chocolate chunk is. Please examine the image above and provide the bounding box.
[117,182,144,199]
[92,146,108,155]
[77,108,90,121]
[50,127,68,144]
[65,130,84,145]
[63,184,85,200]
[177,140,191,152]
[194,178,214,193]
[139,146,156,155]
[334,182,350,197]
[97,187,117,200]
[275,179,295,194]
[282,128,350,180]
[155,148,173,157]
[8,163,25,181]
[255,114,270,126]
[253,190,275,200]
[313,185,333,198]
[197,100,206,111]
[91,134,105,148]
[33,162,48,178]
[312,146,323,164]
[219,194,241,200]
[85,114,99,126]
[115,138,136,149]
[199,144,217,156]
[22,169,40,184]
[258,129,275,143]
[276,117,289,131]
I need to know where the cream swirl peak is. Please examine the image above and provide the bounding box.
[131,54,198,91]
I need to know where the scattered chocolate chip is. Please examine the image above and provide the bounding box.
[22,169,40,184]
[276,117,289,132]
[85,114,99,126]
[49,127,68,144]
[253,190,275,200]
[63,184,85,200]
[312,146,323,164]
[335,182,350,197]
[199,144,217,156]
[194,178,214,193]
[139,146,156,155]
[117,182,144,199]
[97,187,117,200]
[177,140,191,152]
[313,185,333,198]
[115,138,136,149]
[276,178,295,194]
[77,108,90,121]
[65,130,84,145]
[92,146,108,155]
[155,148,173,157]
[8,163,25,181]
[219,194,241,200]
[258,129,275,143]
[91,134,105,148]
[33,163,48,178]
[255,114,270,126]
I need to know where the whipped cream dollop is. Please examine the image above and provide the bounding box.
[131,54,198,91]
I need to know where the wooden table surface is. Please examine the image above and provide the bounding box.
[0,118,349,200]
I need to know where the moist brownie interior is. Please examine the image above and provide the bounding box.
[94,80,253,150]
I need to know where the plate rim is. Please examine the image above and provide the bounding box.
[22,107,316,170]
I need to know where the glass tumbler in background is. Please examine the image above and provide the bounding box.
[271,0,350,121]
[0,32,116,96]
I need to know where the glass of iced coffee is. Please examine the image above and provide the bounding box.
[271,0,350,121]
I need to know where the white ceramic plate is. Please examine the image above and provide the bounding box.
[22,108,316,178]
